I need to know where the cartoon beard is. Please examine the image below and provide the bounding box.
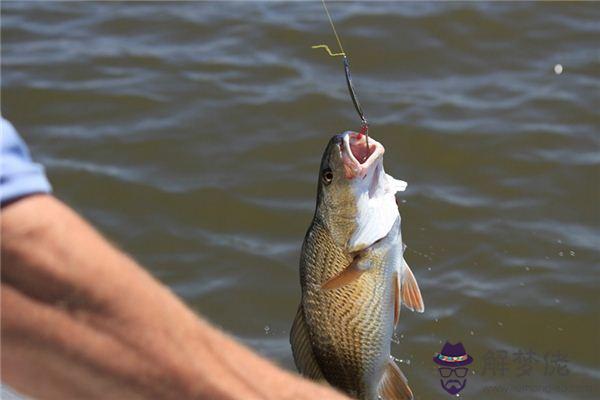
[440,378,467,395]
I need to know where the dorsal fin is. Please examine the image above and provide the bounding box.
[289,306,325,380]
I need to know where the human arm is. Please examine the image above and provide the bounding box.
[1,194,346,400]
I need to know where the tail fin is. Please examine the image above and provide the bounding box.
[377,359,414,400]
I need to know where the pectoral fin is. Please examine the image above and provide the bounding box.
[321,253,370,290]
[289,306,325,380]
[377,358,414,400]
[401,260,424,313]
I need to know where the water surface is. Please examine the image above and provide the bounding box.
[2,1,599,399]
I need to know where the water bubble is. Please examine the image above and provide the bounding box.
[264,325,271,335]
[470,330,475,336]
[434,318,439,323]
[393,357,411,365]
[497,321,504,327]
[525,266,530,271]
[569,250,575,257]
[519,282,525,287]
[427,267,432,271]
[554,298,560,304]
[558,327,564,332]
[392,333,400,344]
[557,239,562,244]
[558,251,564,257]
[554,64,563,74]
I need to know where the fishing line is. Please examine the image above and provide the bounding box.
[312,0,370,159]
[321,0,345,56]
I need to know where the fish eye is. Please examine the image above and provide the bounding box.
[322,168,333,185]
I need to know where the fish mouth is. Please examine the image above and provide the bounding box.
[340,131,384,179]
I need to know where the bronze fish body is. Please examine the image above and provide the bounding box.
[291,132,424,400]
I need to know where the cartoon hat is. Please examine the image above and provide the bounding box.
[433,342,473,367]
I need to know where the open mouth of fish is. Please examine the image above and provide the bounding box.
[340,131,385,179]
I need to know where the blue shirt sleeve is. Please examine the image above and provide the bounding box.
[1,117,52,206]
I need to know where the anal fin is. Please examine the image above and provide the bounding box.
[377,358,414,400]
[401,260,424,313]
[289,306,325,381]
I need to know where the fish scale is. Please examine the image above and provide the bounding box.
[300,218,393,398]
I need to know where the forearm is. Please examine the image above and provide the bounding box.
[1,195,345,399]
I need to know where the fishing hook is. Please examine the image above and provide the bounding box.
[343,55,369,156]
[313,0,370,161]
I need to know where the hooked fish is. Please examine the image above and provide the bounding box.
[290,131,424,400]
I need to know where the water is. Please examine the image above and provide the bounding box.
[2,2,599,399]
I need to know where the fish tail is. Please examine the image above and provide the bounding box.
[377,358,413,400]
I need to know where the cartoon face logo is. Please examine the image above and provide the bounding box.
[433,342,474,395]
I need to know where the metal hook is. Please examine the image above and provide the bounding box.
[343,56,367,126]
[343,56,369,159]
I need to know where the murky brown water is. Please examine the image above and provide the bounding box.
[2,1,599,399]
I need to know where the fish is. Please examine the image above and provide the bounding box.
[290,131,424,400]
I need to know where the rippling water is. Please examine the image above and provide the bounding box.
[2,2,599,399]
